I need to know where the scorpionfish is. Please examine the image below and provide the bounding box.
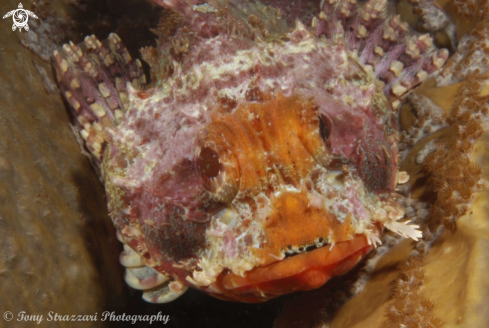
[54,0,447,303]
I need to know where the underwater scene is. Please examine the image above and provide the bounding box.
[1,0,488,326]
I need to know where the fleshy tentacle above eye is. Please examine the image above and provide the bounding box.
[53,33,146,167]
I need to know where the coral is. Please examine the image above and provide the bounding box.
[398,91,448,159]
[407,0,457,50]
[406,0,488,46]
[437,20,489,84]
[422,122,482,230]
[385,256,443,328]
[452,0,489,19]
[418,19,489,230]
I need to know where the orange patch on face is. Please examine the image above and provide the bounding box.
[195,94,328,199]
[252,189,357,266]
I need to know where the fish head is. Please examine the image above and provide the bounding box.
[193,91,392,301]
[102,61,397,302]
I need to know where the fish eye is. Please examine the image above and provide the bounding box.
[195,124,240,203]
[319,115,331,143]
[197,147,220,182]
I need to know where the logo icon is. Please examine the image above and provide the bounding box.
[3,3,38,32]
[3,311,13,321]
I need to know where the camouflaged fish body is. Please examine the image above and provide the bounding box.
[54,0,447,302]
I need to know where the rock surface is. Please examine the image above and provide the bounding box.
[0,0,127,326]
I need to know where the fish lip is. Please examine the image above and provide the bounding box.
[207,233,376,302]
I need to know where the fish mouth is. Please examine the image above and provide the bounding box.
[201,176,386,302]
[207,232,378,303]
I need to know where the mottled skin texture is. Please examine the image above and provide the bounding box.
[54,0,446,302]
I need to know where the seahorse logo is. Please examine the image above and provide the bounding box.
[3,3,38,32]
